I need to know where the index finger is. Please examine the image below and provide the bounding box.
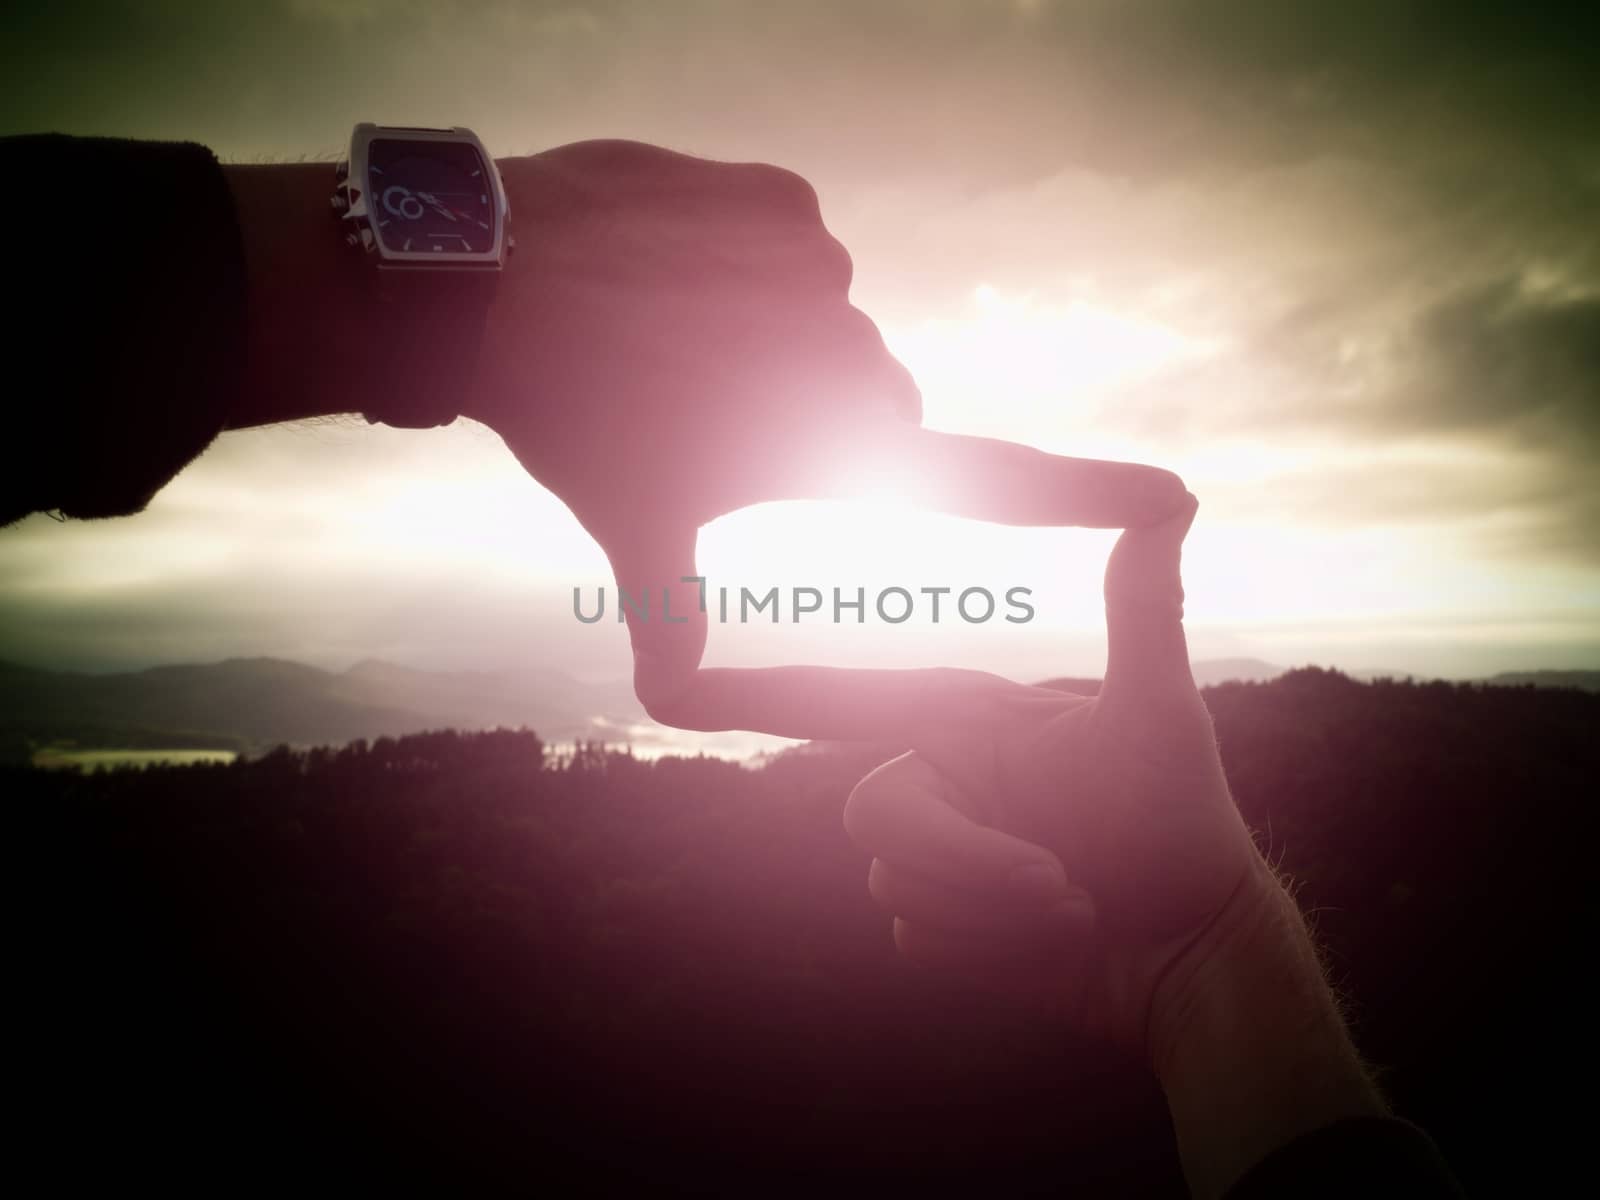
[752,305,1187,530]
[875,424,1189,530]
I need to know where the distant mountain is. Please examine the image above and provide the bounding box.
[1190,657,1285,686]
[0,657,646,759]
[2,654,1288,764]
[1036,658,1285,695]
[1476,670,1600,693]
[6,654,1594,766]
[1039,661,1600,694]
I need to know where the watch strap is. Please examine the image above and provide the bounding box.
[359,268,498,429]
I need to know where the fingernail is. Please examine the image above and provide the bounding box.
[1009,862,1065,904]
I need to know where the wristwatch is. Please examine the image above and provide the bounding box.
[331,123,514,428]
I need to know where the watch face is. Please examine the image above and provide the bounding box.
[366,138,496,255]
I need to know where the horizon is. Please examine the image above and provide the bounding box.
[9,647,1594,768]
[8,647,1598,686]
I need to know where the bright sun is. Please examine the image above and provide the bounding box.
[887,283,1219,440]
[691,285,1221,656]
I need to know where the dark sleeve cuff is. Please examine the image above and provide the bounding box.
[1224,1117,1465,1199]
[2,134,247,526]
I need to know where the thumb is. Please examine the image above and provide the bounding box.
[1100,490,1201,709]
[597,521,708,722]
[845,751,1076,905]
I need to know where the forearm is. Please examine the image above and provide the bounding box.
[1150,855,1386,1199]
[2,134,247,525]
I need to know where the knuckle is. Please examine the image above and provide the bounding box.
[632,666,704,728]
[633,668,688,726]
[815,233,855,291]
[743,165,853,291]
[638,691,682,726]
[748,163,822,221]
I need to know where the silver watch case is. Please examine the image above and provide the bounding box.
[332,123,514,271]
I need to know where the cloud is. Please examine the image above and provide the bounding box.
[0,567,630,677]
[1086,275,1600,561]
[1396,283,1600,447]
[2,0,1596,672]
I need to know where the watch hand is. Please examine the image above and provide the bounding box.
[415,191,459,221]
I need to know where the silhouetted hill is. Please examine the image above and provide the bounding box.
[1038,658,1286,690]
[7,668,1590,1193]
[1478,668,1600,692]
[0,656,644,758]
[1190,656,1283,685]
[8,654,1594,766]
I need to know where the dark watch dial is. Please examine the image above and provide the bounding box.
[366,138,496,255]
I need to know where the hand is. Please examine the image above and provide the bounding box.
[464,140,1189,727]
[842,494,1253,1043]
[225,145,1186,735]
[841,495,1385,1196]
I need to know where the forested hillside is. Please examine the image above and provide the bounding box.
[10,669,1592,1195]
[0,656,644,760]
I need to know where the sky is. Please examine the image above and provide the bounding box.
[2,0,1597,692]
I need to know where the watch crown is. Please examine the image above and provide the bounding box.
[330,193,348,213]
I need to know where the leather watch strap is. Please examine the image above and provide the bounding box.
[359,268,498,429]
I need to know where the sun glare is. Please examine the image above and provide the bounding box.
[692,286,1225,662]
[885,284,1220,440]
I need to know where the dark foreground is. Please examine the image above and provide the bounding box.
[10,670,1591,1195]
